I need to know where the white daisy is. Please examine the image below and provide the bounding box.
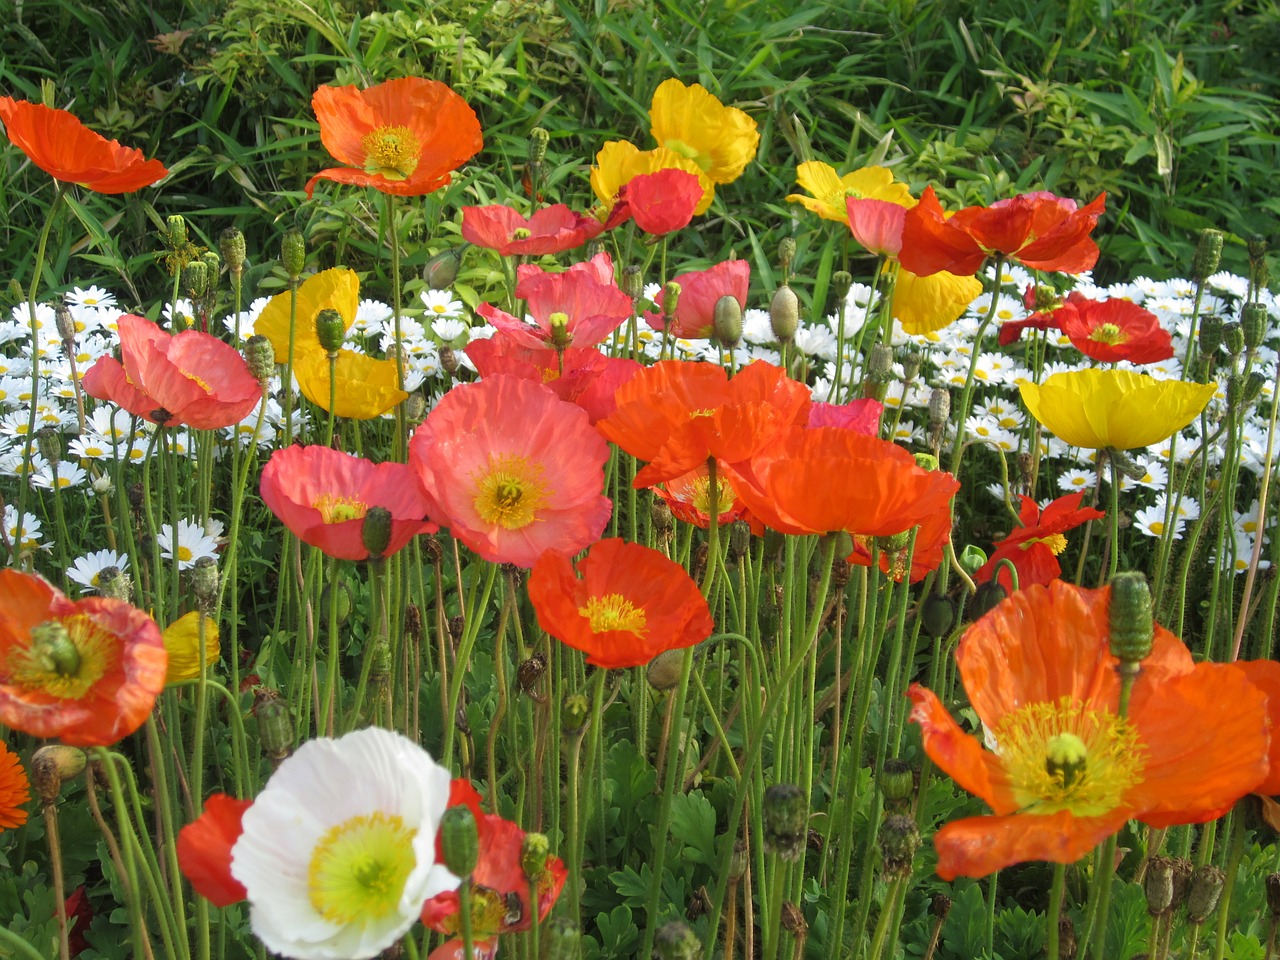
[66,285,117,309]
[157,519,220,569]
[67,548,131,593]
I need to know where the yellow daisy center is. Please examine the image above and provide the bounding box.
[473,454,549,530]
[308,811,415,925]
[362,125,421,180]
[8,617,113,699]
[1024,532,1069,556]
[177,545,194,563]
[996,697,1144,816]
[580,594,647,636]
[314,493,369,524]
[1089,323,1126,345]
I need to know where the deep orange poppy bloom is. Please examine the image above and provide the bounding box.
[643,260,750,339]
[908,581,1269,880]
[0,569,167,746]
[976,492,1104,593]
[461,203,605,256]
[1235,659,1280,795]
[176,793,252,907]
[529,538,714,668]
[259,445,435,561]
[82,313,260,429]
[597,359,811,489]
[720,427,959,539]
[900,186,1106,277]
[0,97,168,193]
[1055,293,1174,364]
[306,77,483,197]
[651,463,752,531]
[0,740,29,831]
[848,499,953,583]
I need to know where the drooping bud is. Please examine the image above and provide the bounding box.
[528,126,550,166]
[439,345,459,377]
[404,393,427,425]
[517,653,546,695]
[713,295,743,348]
[426,247,463,290]
[361,506,393,559]
[830,270,853,304]
[1145,855,1176,918]
[315,308,346,355]
[1186,864,1225,925]
[769,284,800,342]
[1191,228,1223,281]
[439,805,479,877]
[646,649,685,691]
[878,759,916,809]
[253,688,295,764]
[1241,301,1268,352]
[167,214,189,249]
[244,334,275,384]
[1108,571,1153,665]
[763,783,806,861]
[653,920,700,960]
[620,264,644,300]
[969,581,1007,621]
[281,227,306,280]
[220,227,247,277]
[30,745,87,804]
[878,814,920,879]
[55,303,76,343]
[920,593,955,638]
[778,237,796,280]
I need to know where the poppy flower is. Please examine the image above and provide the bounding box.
[848,499,954,583]
[259,445,434,561]
[461,204,605,256]
[975,492,1104,593]
[162,611,221,685]
[807,398,884,434]
[0,569,167,746]
[591,141,714,220]
[0,97,168,193]
[1234,659,1280,795]
[177,793,252,907]
[720,426,959,539]
[648,78,759,185]
[305,77,483,197]
[616,168,704,235]
[786,162,914,224]
[651,463,752,530]
[408,376,612,568]
[908,581,1270,880]
[476,262,633,351]
[899,186,1106,277]
[0,739,30,831]
[64,886,93,958]
[1019,369,1217,450]
[529,538,714,668]
[1054,294,1174,364]
[82,314,260,429]
[597,359,812,489]
[643,260,751,339]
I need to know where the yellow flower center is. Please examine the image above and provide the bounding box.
[1024,532,1069,556]
[510,228,532,241]
[996,697,1144,816]
[184,369,213,393]
[8,617,113,699]
[308,811,415,925]
[1146,520,1166,535]
[1089,323,1126,345]
[473,455,549,530]
[177,546,194,562]
[579,594,647,636]
[661,138,712,172]
[314,493,370,524]
[678,474,731,516]
[361,125,421,180]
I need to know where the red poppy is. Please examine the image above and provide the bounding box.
[597,359,811,489]
[848,498,953,583]
[908,581,1269,880]
[306,77,483,197]
[0,97,167,193]
[408,376,612,568]
[651,463,753,531]
[259,445,435,561]
[0,569,167,746]
[64,886,93,957]
[644,260,750,339]
[1055,294,1174,364]
[975,492,1104,593]
[720,427,959,539]
[176,794,252,907]
[461,203,605,256]
[899,187,1106,277]
[615,168,704,236]
[996,309,1059,346]
[476,262,632,351]
[82,314,260,429]
[529,538,714,668]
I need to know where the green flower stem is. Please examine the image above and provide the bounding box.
[486,571,519,803]
[459,879,477,960]
[168,678,250,796]
[348,558,388,733]
[0,927,46,960]
[442,560,499,770]
[144,717,192,960]
[320,555,343,736]
[866,874,907,960]
[1047,862,1067,960]
[41,797,69,960]
[1107,452,1122,582]
[946,254,1004,476]
[564,721,587,922]
[1211,807,1246,960]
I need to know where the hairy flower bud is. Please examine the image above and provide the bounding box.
[191,555,219,608]
[361,506,393,559]
[55,303,76,343]
[831,270,853,304]
[1186,864,1225,925]
[96,565,132,602]
[1145,855,1176,917]
[1192,228,1223,281]
[253,688,294,764]
[1108,571,1153,665]
[30,745,87,804]
[439,806,479,877]
[662,281,681,320]
[763,783,806,861]
[220,227,247,277]
[167,214,189,249]
[921,593,955,638]
[770,284,800,342]
[1224,320,1245,357]
[879,814,920,879]
[528,126,550,166]
[244,334,275,384]
[619,264,644,300]
[315,308,346,356]
[281,227,306,280]
[36,426,61,466]
[713,295,743,348]
[646,649,685,692]
[928,387,951,428]
[1241,301,1268,352]
[879,758,916,808]
[426,247,463,290]
[1198,314,1223,362]
[778,237,797,279]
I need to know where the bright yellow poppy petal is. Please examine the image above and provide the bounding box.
[893,268,982,334]
[786,163,916,223]
[590,140,715,215]
[648,78,758,185]
[162,611,220,685]
[254,268,361,359]
[295,349,408,420]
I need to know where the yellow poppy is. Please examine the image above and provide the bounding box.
[294,349,408,420]
[648,78,759,185]
[590,140,715,218]
[893,267,983,335]
[786,162,916,224]
[1019,369,1217,450]
[253,268,361,360]
[163,611,220,685]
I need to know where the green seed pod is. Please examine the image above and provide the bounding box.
[315,308,346,355]
[620,264,644,300]
[562,693,590,738]
[1241,301,1268,352]
[1224,320,1245,356]
[1186,864,1225,925]
[439,805,479,877]
[528,126,550,166]
[878,758,916,807]
[281,227,306,280]
[191,555,219,607]
[763,783,806,861]
[1198,314,1223,361]
[320,580,352,626]
[361,506,393,559]
[1145,855,1176,918]
[244,334,275,383]
[769,284,799,342]
[713,295,743,348]
[182,260,208,301]
[1108,572,1153,664]
[830,270,854,303]
[201,249,221,283]
[253,689,295,763]
[220,227,247,277]
[167,214,189,249]
[878,814,920,879]
[1191,228,1223,281]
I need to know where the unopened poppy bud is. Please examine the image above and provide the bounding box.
[928,387,951,428]
[254,689,294,763]
[713,295,743,348]
[914,453,939,472]
[521,832,551,882]
[831,270,853,303]
[220,227,247,276]
[662,281,681,319]
[1186,864,1225,924]
[361,506,393,558]
[167,214,189,249]
[528,126,550,166]
[315,308,346,355]
[1108,571,1153,665]
[763,783,806,861]
[647,648,685,691]
[650,495,673,534]
[281,227,306,280]
[562,693,590,737]
[548,312,571,350]
[244,334,275,383]
[653,920,700,960]
[55,303,76,343]
[439,805,479,877]
[769,285,799,342]
[781,900,807,937]
[1265,872,1280,917]
[1198,314,1223,361]
[879,814,920,879]
[31,620,80,677]
[620,264,644,300]
[900,347,922,382]
[970,581,1006,620]
[1192,228,1224,281]
[97,565,132,601]
[879,758,916,807]
[778,237,796,279]
[868,343,893,379]
[1241,302,1268,352]
[36,426,61,466]
[543,918,582,960]
[1145,855,1176,917]
[1224,320,1245,356]
[183,260,208,300]
[729,520,751,559]
[425,246,462,290]
[191,555,219,606]
[404,393,427,426]
[30,745,87,804]
[958,544,987,575]
[921,593,955,638]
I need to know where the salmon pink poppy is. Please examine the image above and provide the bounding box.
[0,97,168,193]
[461,204,605,256]
[1055,294,1174,364]
[0,569,167,746]
[529,538,714,668]
[644,260,750,339]
[591,140,715,221]
[616,168,704,235]
[976,492,1104,593]
[306,77,482,197]
[408,376,611,568]
[908,581,1269,880]
[597,359,811,489]
[477,262,632,351]
[259,445,435,561]
[83,314,260,429]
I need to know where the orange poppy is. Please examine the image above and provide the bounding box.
[529,538,714,668]
[642,260,750,339]
[652,463,751,531]
[176,793,252,907]
[0,97,168,193]
[908,581,1270,880]
[0,569,167,746]
[1055,294,1174,364]
[0,740,29,831]
[975,492,1104,592]
[306,77,483,197]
